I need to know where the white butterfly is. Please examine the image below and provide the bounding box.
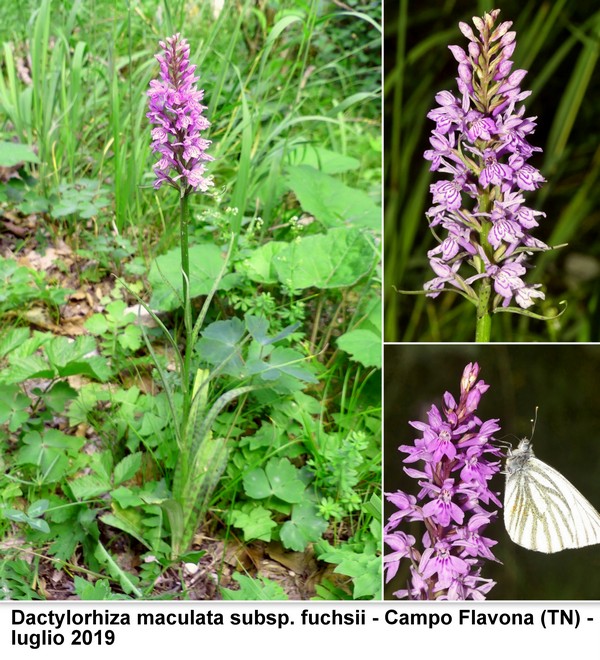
[504,438,600,553]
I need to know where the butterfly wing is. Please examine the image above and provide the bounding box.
[504,455,600,553]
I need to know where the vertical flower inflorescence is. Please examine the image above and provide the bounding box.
[422,9,549,323]
[384,363,502,600]
[147,33,213,194]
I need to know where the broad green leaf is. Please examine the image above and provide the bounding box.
[317,542,381,599]
[45,429,85,452]
[245,315,270,345]
[6,332,51,359]
[239,423,285,451]
[105,299,135,325]
[196,318,245,375]
[0,559,43,599]
[237,241,287,284]
[286,145,360,174]
[285,165,380,229]
[279,502,328,551]
[336,297,381,367]
[45,335,96,368]
[266,321,302,345]
[365,297,382,332]
[52,201,80,217]
[273,227,376,290]
[351,558,382,599]
[3,509,28,524]
[27,518,51,534]
[73,577,113,600]
[90,450,114,484]
[67,383,111,426]
[49,523,85,560]
[138,411,169,438]
[247,347,318,391]
[0,327,30,357]
[69,474,112,500]
[0,384,31,431]
[16,430,84,471]
[57,357,111,381]
[113,452,143,486]
[40,381,78,414]
[117,324,142,352]
[179,551,206,564]
[0,141,40,166]
[246,315,301,346]
[336,328,381,368]
[242,467,271,499]
[0,482,21,500]
[261,346,318,383]
[221,572,288,601]
[110,486,145,508]
[2,355,53,383]
[42,455,70,483]
[230,504,277,542]
[243,457,306,503]
[84,313,109,335]
[149,243,228,311]
[18,194,50,215]
[44,336,110,381]
[44,498,75,524]
[27,499,49,518]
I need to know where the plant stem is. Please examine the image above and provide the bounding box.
[475,278,492,342]
[180,192,193,421]
[475,190,493,342]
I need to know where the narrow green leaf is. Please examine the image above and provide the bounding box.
[95,542,142,597]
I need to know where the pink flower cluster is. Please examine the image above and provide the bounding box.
[147,33,213,193]
[423,10,549,310]
[385,363,502,600]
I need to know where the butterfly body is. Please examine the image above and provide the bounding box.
[504,439,600,553]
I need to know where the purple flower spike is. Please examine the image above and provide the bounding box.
[147,34,214,194]
[422,10,551,315]
[385,362,502,600]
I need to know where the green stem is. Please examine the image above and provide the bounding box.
[180,192,193,422]
[475,189,493,342]
[475,278,492,342]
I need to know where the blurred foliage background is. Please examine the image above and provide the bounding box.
[384,344,600,599]
[384,0,600,341]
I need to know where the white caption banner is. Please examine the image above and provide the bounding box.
[1,601,598,659]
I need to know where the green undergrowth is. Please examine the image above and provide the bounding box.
[0,0,382,600]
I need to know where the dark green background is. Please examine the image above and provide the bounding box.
[384,344,600,599]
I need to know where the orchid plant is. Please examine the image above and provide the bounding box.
[384,362,502,600]
[419,9,562,341]
[144,34,256,558]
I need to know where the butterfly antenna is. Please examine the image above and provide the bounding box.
[530,406,539,440]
